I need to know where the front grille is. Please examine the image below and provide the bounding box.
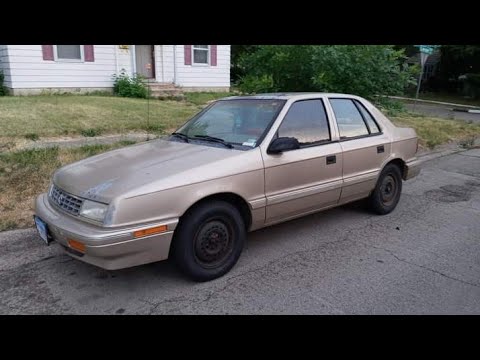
[49,185,84,216]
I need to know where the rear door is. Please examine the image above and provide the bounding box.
[327,97,390,204]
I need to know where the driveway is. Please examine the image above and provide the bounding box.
[1,149,480,314]
[404,102,480,124]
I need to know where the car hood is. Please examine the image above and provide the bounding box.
[53,139,261,203]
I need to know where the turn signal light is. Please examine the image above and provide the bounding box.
[68,239,86,253]
[134,225,168,238]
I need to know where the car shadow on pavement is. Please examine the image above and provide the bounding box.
[56,199,371,284]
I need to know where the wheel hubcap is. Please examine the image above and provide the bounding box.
[194,220,232,268]
[380,174,397,206]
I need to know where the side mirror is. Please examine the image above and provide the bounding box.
[267,137,300,154]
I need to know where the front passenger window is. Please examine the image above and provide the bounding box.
[277,100,330,146]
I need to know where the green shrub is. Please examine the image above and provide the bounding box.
[143,123,165,134]
[237,45,417,99]
[81,128,102,137]
[25,133,39,141]
[237,74,275,94]
[0,70,7,96]
[113,70,148,98]
[373,97,407,116]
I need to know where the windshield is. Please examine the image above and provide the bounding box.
[174,99,286,148]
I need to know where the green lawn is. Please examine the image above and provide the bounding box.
[184,91,234,105]
[0,93,479,231]
[0,95,202,139]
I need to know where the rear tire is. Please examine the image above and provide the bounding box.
[368,163,403,215]
[172,200,246,282]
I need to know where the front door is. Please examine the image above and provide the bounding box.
[327,97,391,204]
[262,99,343,225]
[135,45,155,79]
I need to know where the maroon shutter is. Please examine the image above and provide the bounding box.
[84,45,95,62]
[184,45,192,65]
[210,45,217,66]
[42,45,54,60]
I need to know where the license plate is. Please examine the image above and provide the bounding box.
[34,216,51,245]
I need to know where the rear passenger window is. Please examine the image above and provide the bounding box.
[355,100,381,134]
[277,100,330,146]
[329,99,369,138]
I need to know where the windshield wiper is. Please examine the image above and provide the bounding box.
[193,135,234,149]
[170,132,189,143]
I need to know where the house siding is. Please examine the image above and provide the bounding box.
[6,45,117,90]
[0,45,13,88]
[4,45,230,93]
[158,45,175,83]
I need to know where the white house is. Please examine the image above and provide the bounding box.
[0,45,231,95]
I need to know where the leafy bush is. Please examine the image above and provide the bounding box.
[0,70,7,96]
[142,123,165,134]
[81,128,102,137]
[373,97,407,117]
[25,133,39,141]
[237,46,417,99]
[113,70,148,98]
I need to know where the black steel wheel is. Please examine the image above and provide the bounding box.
[193,218,234,268]
[368,163,403,215]
[172,200,246,282]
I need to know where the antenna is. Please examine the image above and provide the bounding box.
[147,77,150,141]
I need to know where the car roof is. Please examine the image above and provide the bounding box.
[221,92,364,101]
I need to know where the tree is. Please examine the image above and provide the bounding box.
[438,45,480,80]
[236,45,416,99]
[230,45,259,84]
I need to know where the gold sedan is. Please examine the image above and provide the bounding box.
[34,93,420,281]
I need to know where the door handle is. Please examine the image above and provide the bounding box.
[326,155,336,165]
[377,145,385,154]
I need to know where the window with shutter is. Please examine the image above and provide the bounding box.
[50,45,94,62]
[193,45,209,65]
[56,45,82,60]
[185,45,218,66]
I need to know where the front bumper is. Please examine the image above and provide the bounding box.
[34,193,177,270]
[404,158,422,180]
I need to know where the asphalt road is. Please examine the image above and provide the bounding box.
[1,149,480,314]
[404,102,480,124]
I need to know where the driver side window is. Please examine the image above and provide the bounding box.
[277,99,331,146]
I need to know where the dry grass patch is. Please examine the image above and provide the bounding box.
[391,114,480,149]
[0,141,137,231]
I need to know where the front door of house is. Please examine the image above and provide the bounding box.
[135,45,155,79]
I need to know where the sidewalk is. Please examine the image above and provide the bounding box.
[17,132,162,151]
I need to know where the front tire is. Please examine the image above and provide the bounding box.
[172,200,246,282]
[368,163,403,215]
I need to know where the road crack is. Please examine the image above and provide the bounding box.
[359,242,480,289]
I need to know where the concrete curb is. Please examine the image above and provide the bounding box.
[387,96,480,110]
[452,108,480,114]
[416,146,470,164]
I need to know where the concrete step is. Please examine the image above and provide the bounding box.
[146,82,184,100]
[149,89,183,95]
[146,82,178,89]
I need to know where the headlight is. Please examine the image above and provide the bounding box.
[80,200,108,222]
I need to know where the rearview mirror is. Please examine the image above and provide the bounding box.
[267,137,300,154]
